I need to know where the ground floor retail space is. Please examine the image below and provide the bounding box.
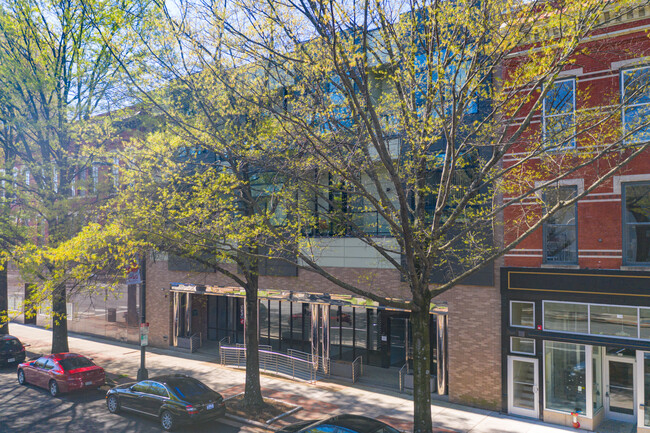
[169,283,448,392]
[502,267,650,432]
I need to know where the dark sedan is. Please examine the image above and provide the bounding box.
[279,415,402,433]
[105,374,225,431]
[0,335,27,366]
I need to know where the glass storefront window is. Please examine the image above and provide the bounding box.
[341,306,355,361]
[330,306,342,359]
[368,309,379,351]
[545,341,586,413]
[645,353,650,426]
[593,346,603,413]
[511,301,534,328]
[281,301,291,350]
[590,305,638,338]
[544,302,588,333]
[355,308,367,350]
[640,309,650,340]
[269,301,280,350]
[511,337,535,355]
[290,302,304,350]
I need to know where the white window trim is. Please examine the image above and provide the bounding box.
[542,78,577,149]
[542,341,591,417]
[621,65,650,143]
[533,179,584,201]
[543,300,649,341]
[510,300,535,329]
[612,174,650,194]
[510,336,536,355]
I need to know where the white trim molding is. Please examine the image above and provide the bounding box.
[558,67,584,77]
[613,174,650,195]
[611,57,650,71]
[534,178,585,199]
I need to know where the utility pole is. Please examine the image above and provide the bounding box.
[137,254,148,381]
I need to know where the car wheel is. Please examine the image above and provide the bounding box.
[106,395,120,414]
[17,369,25,385]
[49,380,59,397]
[160,410,175,431]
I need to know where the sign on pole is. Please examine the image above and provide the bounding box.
[140,322,149,346]
[126,263,142,285]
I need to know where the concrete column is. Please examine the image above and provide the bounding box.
[437,313,448,395]
[310,303,319,364]
[321,304,329,373]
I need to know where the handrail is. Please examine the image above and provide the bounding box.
[218,336,230,348]
[398,363,408,392]
[219,345,327,383]
[351,355,363,383]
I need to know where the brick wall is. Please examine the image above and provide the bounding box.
[435,263,502,410]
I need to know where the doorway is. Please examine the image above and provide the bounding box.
[507,356,539,418]
[605,355,636,423]
[389,316,409,368]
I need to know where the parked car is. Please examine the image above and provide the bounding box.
[105,374,225,431]
[17,353,105,396]
[279,415,402,433]
[0,335,27,366]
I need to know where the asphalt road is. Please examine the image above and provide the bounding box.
[0,364,254,433]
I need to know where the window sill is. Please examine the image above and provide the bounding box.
[620,265,650,271]
[541,264,580,269]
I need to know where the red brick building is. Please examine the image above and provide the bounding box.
[501,6,650,431]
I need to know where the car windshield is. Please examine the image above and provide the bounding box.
[167,378,212,399]
[59,356,95,371]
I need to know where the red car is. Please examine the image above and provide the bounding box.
[17,353,105,397]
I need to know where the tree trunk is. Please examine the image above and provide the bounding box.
[51,284,69,353]
[411,298,433,433]
[243,278,264,409]
[0,267,7,335]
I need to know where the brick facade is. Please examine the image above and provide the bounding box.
[435,263,502,410]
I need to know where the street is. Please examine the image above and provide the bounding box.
[0,364,253,433]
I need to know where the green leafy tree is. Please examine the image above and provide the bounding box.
[0,0,152,352]
[95,0,650,430]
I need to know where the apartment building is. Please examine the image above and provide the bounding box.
[501,5,650,431]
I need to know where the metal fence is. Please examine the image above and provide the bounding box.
[219,345,329,382]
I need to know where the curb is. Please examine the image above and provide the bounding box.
[225,413,278,431]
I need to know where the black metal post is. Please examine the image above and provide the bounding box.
[137,255,148,381]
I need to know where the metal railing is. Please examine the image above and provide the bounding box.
[220,345,328,382]
[398,363,408,392]
[218,336,230,348]
[351,356,363,383]
[236,343,272,351]
[287,348,331,375]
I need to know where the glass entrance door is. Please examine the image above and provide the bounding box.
[508,356,539,418]
[605,357,636,422]
[389,317,408,367]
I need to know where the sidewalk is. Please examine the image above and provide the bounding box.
[6,323,581,433]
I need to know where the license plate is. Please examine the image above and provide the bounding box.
[85,381,93,386]
[7,358,15,363]
[206,403,214,410]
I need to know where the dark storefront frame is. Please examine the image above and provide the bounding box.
[501,267,650,428]
[171,283,446,373]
